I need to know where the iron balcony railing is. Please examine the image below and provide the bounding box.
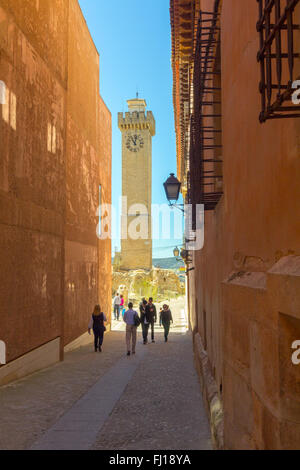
[189,2,223,215]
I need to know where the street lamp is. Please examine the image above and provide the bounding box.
[164,173,194,273]
[163,173,182,204]
[173,246,180,258]
[173,245,194,275]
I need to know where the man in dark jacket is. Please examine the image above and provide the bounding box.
[160,304,173,342]
[140,299,150,344]
[139,297,146,308]
[145,297,157,343]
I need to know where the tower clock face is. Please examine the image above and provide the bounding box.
[126,133,144,153]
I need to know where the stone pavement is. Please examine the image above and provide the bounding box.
[0,299,212,450]
[92,333,212,450]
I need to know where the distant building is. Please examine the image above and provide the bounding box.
[171,0,300,450]
[0,0,111,385]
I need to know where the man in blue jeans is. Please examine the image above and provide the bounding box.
[113,293,121,320]
[123,302,138,356]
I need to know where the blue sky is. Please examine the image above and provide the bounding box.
[79,0,184,258]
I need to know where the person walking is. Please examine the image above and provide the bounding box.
[123,302,139,356]
[139,297,146,310]
[145,297,157,343]
[113,293,121,320]
[88,305,107,352]
[140,299,150,344]
[120,294,125,319]
[160,304,173,342]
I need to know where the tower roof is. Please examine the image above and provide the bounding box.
[127,98,147,112]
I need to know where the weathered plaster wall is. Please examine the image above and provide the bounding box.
[190,0,300,449]
[0,0,68,362]
[64,0,99,346]
[0,0,111,370]
[64,0,112,346]
[98,95,112,324]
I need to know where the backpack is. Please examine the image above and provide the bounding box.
[134,312,141,327]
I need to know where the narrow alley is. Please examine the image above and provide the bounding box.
[0,299,211,451]
[1,0,299,453]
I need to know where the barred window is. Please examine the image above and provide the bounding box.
[257,0,300,122]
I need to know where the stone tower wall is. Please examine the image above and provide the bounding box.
[118,106,155,271]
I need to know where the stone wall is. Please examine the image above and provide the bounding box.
[222,258,300,449]
[118,103,155,271]
[112,268,184,304]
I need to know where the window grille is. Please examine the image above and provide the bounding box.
[257,0,300,122]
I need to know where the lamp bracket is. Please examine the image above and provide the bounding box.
[169,202,185,213]
[186,267,195,274]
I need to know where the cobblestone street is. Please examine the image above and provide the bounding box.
[0,299,212,450]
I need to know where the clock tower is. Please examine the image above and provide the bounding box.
[118,98,155,271]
